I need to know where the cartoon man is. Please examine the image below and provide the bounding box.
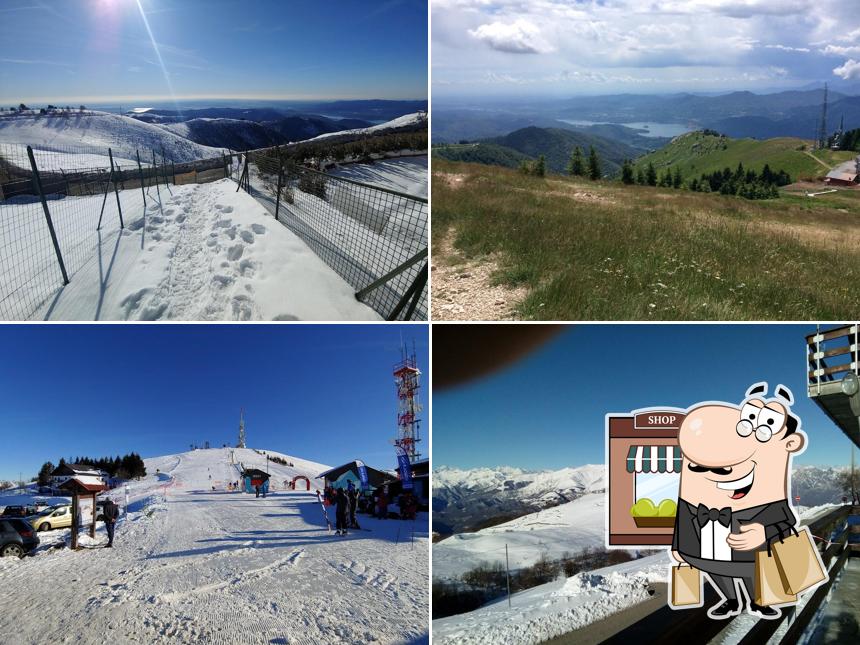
[671,382,807,620]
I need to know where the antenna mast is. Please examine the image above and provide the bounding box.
[816,83,829,150]
[393,344,422,463]
[237,408,246,449]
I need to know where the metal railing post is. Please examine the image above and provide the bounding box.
[136,149,146,210]
[222,152,228,180]
[386,262,428,321]
[355,248,428,301]
[26,145,69,285]
[172,161,176,185]
[109,148,124,229]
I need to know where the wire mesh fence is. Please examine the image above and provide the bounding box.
[239,148,428,320]
[0,138,426,320]
[0,141,178,320]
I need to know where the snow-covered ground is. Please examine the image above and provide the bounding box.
[433,493,606,581]
[433,553,671,645]
[0,111,223,165]
[306,112,426,142]
[329,156,428,199]
[0,447,429,644]
[1,179,379,320]
[434,493,839,644]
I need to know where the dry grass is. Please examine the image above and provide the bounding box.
[431,159,860,320]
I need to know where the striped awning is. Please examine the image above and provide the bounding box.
[626,446,682,473]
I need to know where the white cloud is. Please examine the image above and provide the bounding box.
[833,58,860,80]
[468,19,554,54]
[821,44,860,57]
[764,44,810,53]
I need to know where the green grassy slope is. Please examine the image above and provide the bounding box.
[634,131,856,181]
[433,159,860,321]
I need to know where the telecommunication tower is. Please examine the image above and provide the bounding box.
[393,346,422,462]
[237,408,247,449]
[816,83,829,150]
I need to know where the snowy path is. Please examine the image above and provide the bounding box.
[0,449,428,644]
[4,179,379,320]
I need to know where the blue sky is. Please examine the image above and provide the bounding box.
[0,0,427,104]
[434,324,857,471]
[433,0,860,97]
[0,324,428,482]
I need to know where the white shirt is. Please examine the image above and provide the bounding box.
[700,519,732,561]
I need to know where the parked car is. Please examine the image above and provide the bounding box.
[0,505,38,518]
[0,518,39,557]
[28,505,72,532]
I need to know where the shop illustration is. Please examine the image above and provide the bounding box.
[606,408,686,547]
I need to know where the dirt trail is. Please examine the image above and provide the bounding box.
[431,229,527,321]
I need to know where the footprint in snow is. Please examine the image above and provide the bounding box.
[227,245,244,261]
[214,218,232,229]
[212,274,234,288]
[251,223,266,235]
[239,230,254,244]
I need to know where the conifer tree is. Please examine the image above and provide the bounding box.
[568,146,584,176]
[587,146,601,180]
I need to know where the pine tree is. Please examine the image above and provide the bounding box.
[37,462,55,487]
[587,146,601,180]
[672,167,683,189]
[636,167,645,185]
[646,162,657,186]
[568,146,584,176]
[621,159,634,185]
[535,155,546,178]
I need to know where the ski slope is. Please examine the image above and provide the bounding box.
[433,493,607,581]
[0,448,429,644]
[2,179,379,321]
[0,111,224,165]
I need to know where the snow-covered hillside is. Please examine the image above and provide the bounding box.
[330,156,428,198]
[433,493,606,581]
[0,447,429,644]
[0,111,224,164]
[3,178,379,321]
[306,111,427,142]
[433,464,605,535]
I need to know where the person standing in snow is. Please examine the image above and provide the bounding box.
[334,488,349,536]
[376,487,388,520]
[347,485,360,529]
[255,484,260,498]
[102,498,119,548]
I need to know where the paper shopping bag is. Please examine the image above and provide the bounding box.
[755,549,796,606]
[770,526,827,595]
[670,564,701,608]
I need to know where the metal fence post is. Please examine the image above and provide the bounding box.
[274,148,282,221]
[152,150,161,202]
[109,148,124,229]
[172,161,176,185]
[26,145,69,285]
[136,149,146,210]
[97,161,115,230]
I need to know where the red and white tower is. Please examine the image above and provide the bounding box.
[393,347,422,462]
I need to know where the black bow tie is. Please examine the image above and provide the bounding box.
[697,504,732,528]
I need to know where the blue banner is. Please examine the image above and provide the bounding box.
[395,447,413,490]
[355,460,369,487]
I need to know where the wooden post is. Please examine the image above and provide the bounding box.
[27,145,69,285]
[89,492,96,539]
[70,491,79,550]
[109,148,124,229]
[172,161,176,185]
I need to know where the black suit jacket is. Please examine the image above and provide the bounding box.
[672,498,796,563]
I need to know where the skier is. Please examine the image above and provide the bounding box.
[347,484,361,529]
[102,498,119,548]
[334,487,349,536]
[255,484,260,498]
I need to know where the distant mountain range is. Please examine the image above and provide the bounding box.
[433,463,850,538]
[434,89,860,147]
[433,464,605,536]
